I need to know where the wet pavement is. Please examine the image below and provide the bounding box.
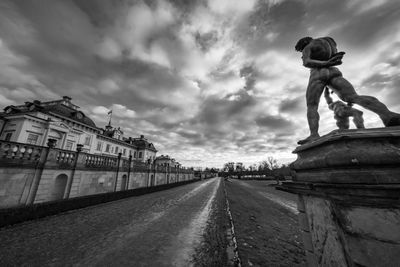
[0,178,226,267]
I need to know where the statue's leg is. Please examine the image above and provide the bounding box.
[330,76,400,126]
[306,80,325,136]
[298,80,325,144]
[336,116,349,130]
[352,110,365,129]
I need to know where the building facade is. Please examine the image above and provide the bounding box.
[0,96,197,208]
[155,154,181,168]
[0,96,99,153]
[0,96,158,162]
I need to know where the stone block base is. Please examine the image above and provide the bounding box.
[279,127,400,266]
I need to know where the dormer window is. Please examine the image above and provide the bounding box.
[5,107,12,114]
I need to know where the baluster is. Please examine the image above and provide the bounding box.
[3,143,10,158]
[11,145,18,159]
[19,146,27,160]
[26,147,33,161]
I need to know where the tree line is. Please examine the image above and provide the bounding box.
[220,156,292,181]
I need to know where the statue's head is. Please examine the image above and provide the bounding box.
[295,37,313,52]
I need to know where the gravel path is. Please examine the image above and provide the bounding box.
[225,179,306,267]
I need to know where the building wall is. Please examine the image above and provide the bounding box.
[0,168,36,207]
[0,140,195,208]
[1,113,100,152]
[129,172,149,189]
[95,135,138,159]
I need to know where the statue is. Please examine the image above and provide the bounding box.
[324,87,365,130]
[295,36,400,145]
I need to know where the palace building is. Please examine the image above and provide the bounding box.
[0,96,157,162]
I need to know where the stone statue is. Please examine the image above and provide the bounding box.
[295,36,400,145]
[324,87,365,130]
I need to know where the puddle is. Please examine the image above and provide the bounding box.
[171,178,220,266]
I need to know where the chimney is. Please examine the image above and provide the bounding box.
[33,100,41,105]
[140,135,144,139]
[63,96,72,102]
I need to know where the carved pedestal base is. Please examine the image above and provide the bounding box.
[280,127,400,267]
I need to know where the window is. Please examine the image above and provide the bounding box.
[84,135,91,145]
[96,142,103,151]
[134,151,137,158]
[65,140,74,151]
[115,146,119,154]
[123,148,126,155]
[4,132,12,141]
[105,144,110,152]
[26,133,39,145]
[138,151,143,158]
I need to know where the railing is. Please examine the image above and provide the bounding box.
[121,158,130,169]
[0,141,43,164]
[154,165,167,172]
[132,161,148,172]
[54,149,76,166]
[85,154,118,169]
[0,140,194,174]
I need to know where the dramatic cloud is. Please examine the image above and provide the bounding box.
[1,0,400,167]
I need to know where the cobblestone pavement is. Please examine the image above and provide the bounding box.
[0,178,227,267]
[225,179,306,267]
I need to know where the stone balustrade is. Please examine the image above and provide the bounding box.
[0,140,193,174]
[84,153,118,170]
[0,141,43,167]
[54,149,76,166]
[0,140,196,208]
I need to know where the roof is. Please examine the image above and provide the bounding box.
[2,97,97,128]
[42,103,97,128]
[125,136,157,152]
[97,133,138,148]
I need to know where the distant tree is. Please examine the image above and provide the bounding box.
[235,162,245,171]
[258,156,281,183]
[259,157,277,170]
[267,156,279,170]
[223,162,235,173]
[210,168,219,173]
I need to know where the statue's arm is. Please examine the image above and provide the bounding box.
[302,47,343,68]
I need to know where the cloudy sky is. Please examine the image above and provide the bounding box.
[1,0,400,168]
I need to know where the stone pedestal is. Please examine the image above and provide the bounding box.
[279,127,400,267]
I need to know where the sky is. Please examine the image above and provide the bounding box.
[1,0,400,168]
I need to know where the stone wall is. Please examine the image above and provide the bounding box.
[0,168,36,207]
[0,140,195,208]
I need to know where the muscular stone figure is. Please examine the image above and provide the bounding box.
[295,36,400,144]
[324,87,365,130]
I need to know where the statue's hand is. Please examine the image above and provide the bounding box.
[331,51,345,61]
[328,53,344,66]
